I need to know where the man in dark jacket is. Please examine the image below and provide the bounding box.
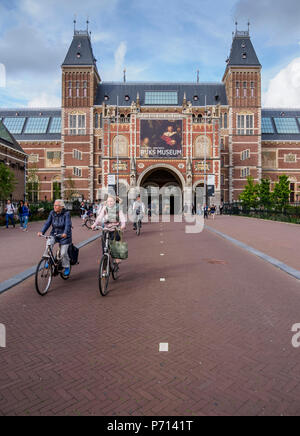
[38,199,72,276]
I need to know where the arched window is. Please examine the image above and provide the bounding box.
[224,113,228,129]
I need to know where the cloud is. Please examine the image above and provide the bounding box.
[28,92,61,108]
[233,0,300,46]
[114,42,127,76]
[263,57,300,107]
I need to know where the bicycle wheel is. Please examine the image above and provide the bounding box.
[112,260,119,281]
[35,258,52,296]
[85,218,95,229]
[99,255,110,296]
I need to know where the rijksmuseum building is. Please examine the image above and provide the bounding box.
[1,26,300,206]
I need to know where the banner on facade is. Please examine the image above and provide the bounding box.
[140,120,183,159]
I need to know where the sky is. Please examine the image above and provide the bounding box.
[1,0,300,108]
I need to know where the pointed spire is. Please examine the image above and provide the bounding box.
[73,16,77,34]
[123,68,126,83]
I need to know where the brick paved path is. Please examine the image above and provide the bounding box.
[0,218,94,282]
[1,219,300,416]
[207,215,300,271]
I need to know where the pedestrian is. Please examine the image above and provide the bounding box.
[18,200,24,229]
[22,202,30,232]
[204,205,209,219]
[211,204,216,220]
[5,200,16,228]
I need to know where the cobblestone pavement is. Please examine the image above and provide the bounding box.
[1,218,300,416]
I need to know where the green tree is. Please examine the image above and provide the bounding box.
[26,166,39,203]
[272,175,291,211]
[64,177,78,201]
[239,176,259,209]
[258,178,273,209]
[0,162,16,200]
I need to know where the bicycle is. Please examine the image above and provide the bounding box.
[81,210,95,229]
[35,235,71,296]
[98,229,120,296]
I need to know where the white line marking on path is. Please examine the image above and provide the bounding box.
[160,254,165,256]
[159,343,169,352]
[160,278,166,282]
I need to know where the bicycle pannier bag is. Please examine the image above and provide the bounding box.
[68,244,79,265]
[109,231,128,260]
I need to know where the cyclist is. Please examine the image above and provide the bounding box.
[37,199,72,277]
[132,195,145,231]
[92,195,126,262]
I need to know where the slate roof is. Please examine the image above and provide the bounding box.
[227,31,261,67]
[95,82,228,107]
[0,109,61,141]
[262,109,300,141]
[62,31,98,70]
[0,120,27,155]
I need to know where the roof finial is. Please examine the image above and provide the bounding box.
[73,15,77,34]
[248,20,250,34]
[197,69,199,84]
[235,21,238,33]
[86,17,89,32]
[123,68,126,83]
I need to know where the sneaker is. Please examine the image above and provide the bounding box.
[64,267,70,277]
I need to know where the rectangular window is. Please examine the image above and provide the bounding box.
[49,117,61,134]
[73,149,82,160]
[236,81,240,98]
[274,118,299,134]
[237,114,253,135]
[262,118,274,134]
[251,81,255,97]
[73,167,82,177]
[98,156,102,166]
[68,81,72,98]
[98,174,101,184]
[241,149,250,161]
[98,138,102,150]
[220,138,224,150]
[83,81,87,98]
[3,117,26,134]
[24,117,50,134]
[69,114,86,135]
[243,82,247,97]
[241,167,250,178]
[145,91,178,105]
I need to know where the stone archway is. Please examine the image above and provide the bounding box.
[138,164,185,215]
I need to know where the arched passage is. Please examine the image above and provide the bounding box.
[138,164,184,215]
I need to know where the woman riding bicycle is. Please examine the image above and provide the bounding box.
[37,199,72,277]
[92,195,126,262]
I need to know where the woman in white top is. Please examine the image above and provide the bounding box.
[5,200,16,229]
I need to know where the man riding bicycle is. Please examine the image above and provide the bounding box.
[37,199,72,277]
[132,195,145,231]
